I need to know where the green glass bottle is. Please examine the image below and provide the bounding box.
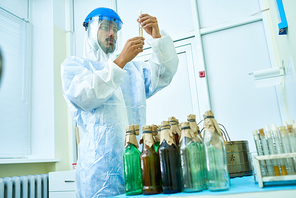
[123,124,143,195]
[179,122,203,192]
[187,114,207,189]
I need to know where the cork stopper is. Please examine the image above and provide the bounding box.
[287,125,293,133]
[258,129,265,137]
[151,124,158,136]
[279,126,287,135]
[133,124,140,135]
[179,121,196,143]
[140,125,154,147]
[168,116,180,135]
[125,124,139,148]
[160,121,176,146]
[187,114,196,121]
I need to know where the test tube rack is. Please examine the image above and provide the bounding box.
[253,153,296,188]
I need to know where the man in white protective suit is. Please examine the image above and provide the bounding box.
[61,7,179,197]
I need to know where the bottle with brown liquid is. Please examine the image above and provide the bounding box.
[158,121,182,194]
[140,125,162,195]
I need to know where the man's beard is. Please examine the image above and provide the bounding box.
[99,37,116,54]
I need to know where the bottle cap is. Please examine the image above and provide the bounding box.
[279,126,287,135]
[258,128,265,137]
[142,125,152,133]
[264,124,271,132]
[283,121,288,127]
[265,130,272,138]
[287,125,293,133]
[272,124,278,132]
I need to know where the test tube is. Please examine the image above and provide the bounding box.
[287,125,296,172]
[272,124,288,175]
[252,130,267,176]
[279,126,295,174]
[259,129,274,176]
[139,10,143,37]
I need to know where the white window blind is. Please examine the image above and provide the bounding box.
[0,7,31,158]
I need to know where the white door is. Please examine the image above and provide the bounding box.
[134,38,203,125]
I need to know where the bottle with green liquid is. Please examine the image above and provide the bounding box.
[123,124,143,195]
[179,121,203,192]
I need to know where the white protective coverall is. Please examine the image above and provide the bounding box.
[61,30,179,197]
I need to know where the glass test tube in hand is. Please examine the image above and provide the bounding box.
[139,10,143,37]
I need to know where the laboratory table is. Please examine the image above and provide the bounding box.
[115,176,296,198]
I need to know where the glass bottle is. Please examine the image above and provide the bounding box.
[169,117,180,147]
[271,124,288,175]
[264,125,280,176]
[258,129,275,176]
[179,121,203,192]
[158,121,182,194]
[203,110,229,191]
[187,114,207,189]
[252,129,268,176]
[123,125,143,195]
[279,126,295,174]
[140,125,162,195]
[152,125,160,153]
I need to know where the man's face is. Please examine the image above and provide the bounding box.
[97,20,118,54]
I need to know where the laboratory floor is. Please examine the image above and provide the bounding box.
[115,176,296,198]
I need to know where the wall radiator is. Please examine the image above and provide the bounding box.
[0,174,48,198]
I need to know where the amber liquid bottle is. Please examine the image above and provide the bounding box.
[140,125,162,195]
[158,121,182,194]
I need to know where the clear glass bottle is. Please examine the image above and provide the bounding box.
[258,129,275,176]
[152,125,160,153]
[158,121,182,194]
[252,129,268,176]
[140,125,162,195]
[179,121,203,192]
[271,124,288,175]
[123,125,143,195]
[264,125,280,176]
[203,110,230,191]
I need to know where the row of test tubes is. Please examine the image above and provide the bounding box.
[252,120,296,176]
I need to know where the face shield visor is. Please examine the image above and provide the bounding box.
[84,16,122,61]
